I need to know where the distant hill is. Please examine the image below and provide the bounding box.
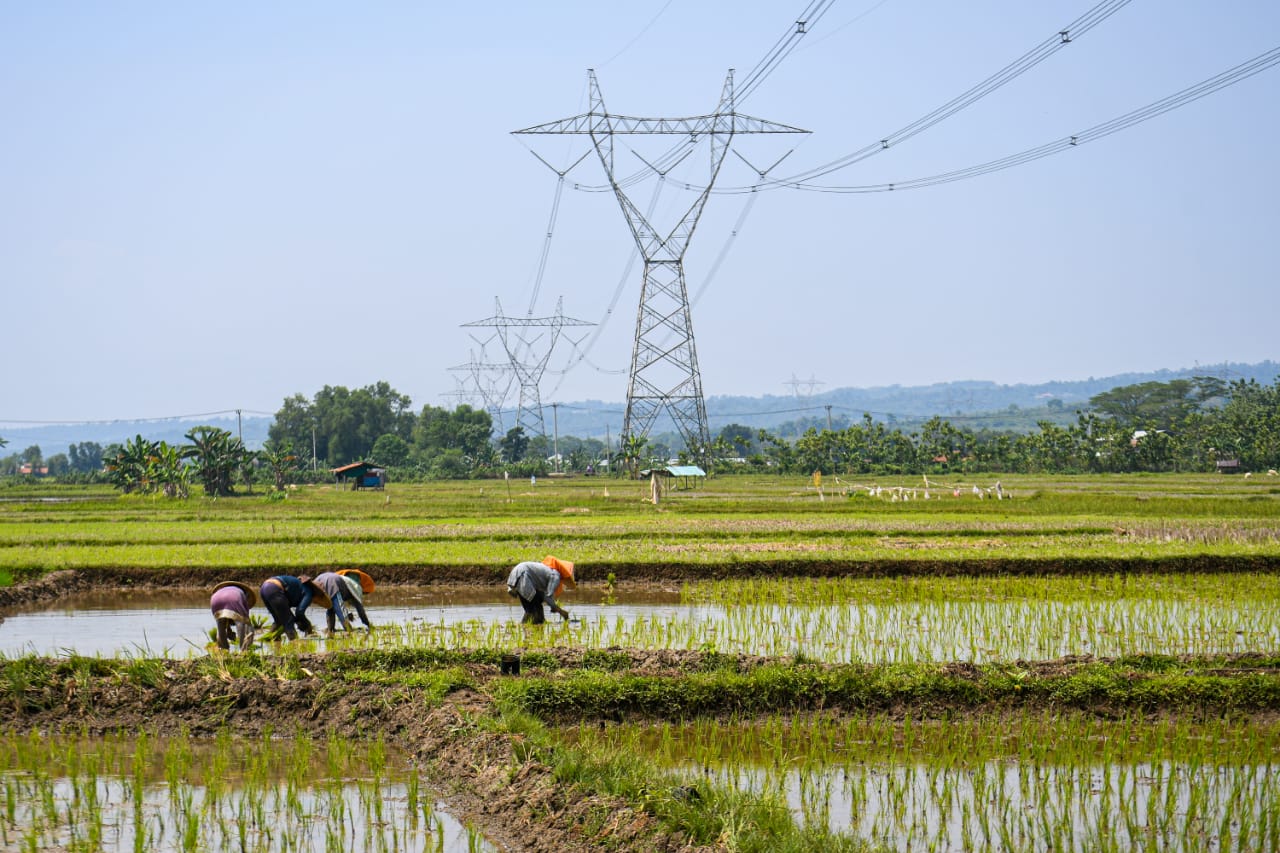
[0,415,273,460]
[3,361,1276,456]
[552,361,1280,440]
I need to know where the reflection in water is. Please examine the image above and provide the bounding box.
[0,583,1272,662]
[710,760,1280,852]
[0,730,498,852]
[566,717,1280,852]
[0,587,682,657]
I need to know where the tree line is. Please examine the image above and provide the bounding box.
[3,375,1277,492]
[723,377,1279,476]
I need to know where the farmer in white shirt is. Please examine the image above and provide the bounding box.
[506,557,576,624]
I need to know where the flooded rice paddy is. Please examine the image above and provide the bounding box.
[1,574,1275,663]
[0,729,495,852]
[568,713,1280,852]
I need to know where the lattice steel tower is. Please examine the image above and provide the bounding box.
[515,70,808,462]
[462,298,593,439]
[447,340,515,433]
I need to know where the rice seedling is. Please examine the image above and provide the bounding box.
[0,728,497,852]
[285,571,1280,666]
[566,710,1280,851]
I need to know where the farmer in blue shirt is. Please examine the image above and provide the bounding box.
[258,574,315,640]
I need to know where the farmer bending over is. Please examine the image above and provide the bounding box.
[259,574,316,640]
[210,580,257,651]
[333,569,375,633]
[506,557,576,624]
[299,572,353,636]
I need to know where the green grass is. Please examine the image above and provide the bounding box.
[0,474,1276,576]
[492,657,1280,718]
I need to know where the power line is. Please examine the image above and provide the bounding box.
[753,0,1133,187]
[566,0,839,194]
[595,0,678,68]
[796,0,895,54]
[539,0,1130,391]
[776,44,1280,194]
[736,0,839,103]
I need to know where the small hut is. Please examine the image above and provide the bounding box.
[331,461,386,490]
[639,465,706,491]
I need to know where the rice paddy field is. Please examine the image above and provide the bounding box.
[0,472,1277,851]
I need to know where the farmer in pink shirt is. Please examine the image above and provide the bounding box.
[209,580,257,651]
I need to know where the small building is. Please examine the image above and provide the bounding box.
[331,461,386,490]
[639,464,707,491]
[1216,458,1242,474]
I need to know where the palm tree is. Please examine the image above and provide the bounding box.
[259,441,298,492]
[616,434,649,480]
[183,426,248,496]
[153,443,190,498]
[106,435,159,494]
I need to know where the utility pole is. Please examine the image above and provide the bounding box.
[515,70,808,466]
[825,404,835,473]
[551,403,560,473]
[236,409,243,444]
[311,425,317,472]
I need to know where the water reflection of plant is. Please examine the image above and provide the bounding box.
[0,728,494,852]
[314,572,1280,666]
[566,711,1280,850]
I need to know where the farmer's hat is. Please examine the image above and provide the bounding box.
[337,569,375,594]
[213,580,258,608]
[302,577,331,608]
[542,556,576,590]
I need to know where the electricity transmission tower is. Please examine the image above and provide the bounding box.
[514,69,807,464]
[785,373,825,406]
[462,298,592,439]
[447,341,516,433]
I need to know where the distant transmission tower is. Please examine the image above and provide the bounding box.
[462,298,592,438]
[448,340,516,433]
[514,69,808,463]
[785,373,825,407]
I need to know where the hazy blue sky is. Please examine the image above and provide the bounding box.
[3,1,1277,423]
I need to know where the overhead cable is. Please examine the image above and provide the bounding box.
[596,0,678,68]
[708,0,1132,193]
[571,0,837,194]
[777,44,1280,193]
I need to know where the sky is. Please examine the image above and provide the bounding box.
[3,1,1278,425]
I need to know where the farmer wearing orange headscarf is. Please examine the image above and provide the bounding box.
[505,556,576,624]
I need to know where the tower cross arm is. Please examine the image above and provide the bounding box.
[513,113,809,135]
[462,315,595,328]
[448,361,515,372]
